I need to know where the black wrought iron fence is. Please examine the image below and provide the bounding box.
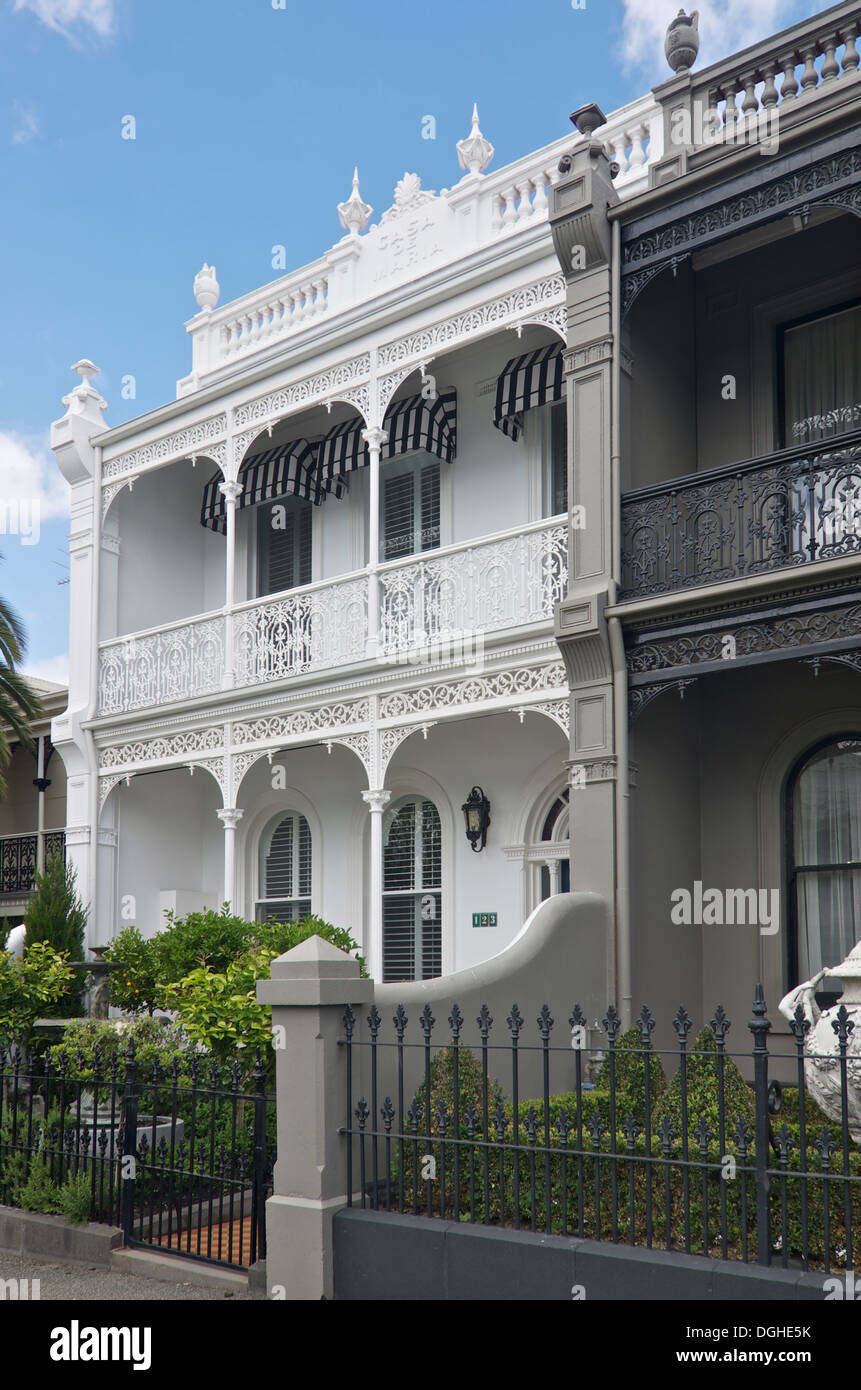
[341,988,860,1273]
[0,1042,274,1269]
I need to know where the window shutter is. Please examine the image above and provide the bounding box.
[382,798,442,982]
[261,503,312,595]
[420,463,440,552]
[383,471,415,562]
[258,811,313,922]
[550,403,567,515]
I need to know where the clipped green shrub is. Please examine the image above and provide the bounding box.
[24,855,87,1016]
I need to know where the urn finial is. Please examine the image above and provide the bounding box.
[337,167,373,236]
[194,262,220,311]
[665,9,700,74]
[456,103,494,176]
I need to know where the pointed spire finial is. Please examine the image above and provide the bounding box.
[456,103,494,176]
[338,167,373,236]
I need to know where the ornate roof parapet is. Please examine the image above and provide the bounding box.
[456,103,494,177]
[650,0,861,187]
[177,93,659,393]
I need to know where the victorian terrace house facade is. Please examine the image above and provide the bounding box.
[51,1,861,1039]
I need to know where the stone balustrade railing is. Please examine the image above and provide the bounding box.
[96,520,567,716]
[655,0,861,168]
[182,95,660,388]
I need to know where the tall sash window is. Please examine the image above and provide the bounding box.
[789,738,861,982]
[382,797,442,982]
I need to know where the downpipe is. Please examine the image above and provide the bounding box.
[609,215,632,1030]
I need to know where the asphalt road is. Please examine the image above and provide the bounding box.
[0,1249,264,1301]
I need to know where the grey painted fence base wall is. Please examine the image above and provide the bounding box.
[0,1204,123,1268]
[333,1208,835,1301]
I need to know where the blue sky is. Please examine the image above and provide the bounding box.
[0,0,827,683]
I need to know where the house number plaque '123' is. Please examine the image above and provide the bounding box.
[472,912,497,928]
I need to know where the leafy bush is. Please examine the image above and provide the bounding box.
[24,856,88,1016]
[0,941,75,1049]
[101,926,161,1016]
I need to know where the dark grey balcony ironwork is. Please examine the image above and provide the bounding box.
[620,432,861,601]
[0,830,66,896]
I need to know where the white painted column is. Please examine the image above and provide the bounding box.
[34,736,49,875]
[219,480,243,689]
[362,428,388,658]
[217,807,244,909]
[362,788,391,981]
[548,859,562,896]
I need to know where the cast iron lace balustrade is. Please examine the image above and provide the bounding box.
[233,575,368,687]
[98,615,225,716]
[96,520,568,715]
[0,831,65,895]
[620,433,861,600]
[379,518,568,657]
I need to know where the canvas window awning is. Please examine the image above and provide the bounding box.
[200,439,343,535]
[318,390,457,486]
[493,344,563,441]
[200,389,456,533]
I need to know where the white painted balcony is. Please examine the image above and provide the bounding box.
[96,519,569,717]
[379,517,568,656]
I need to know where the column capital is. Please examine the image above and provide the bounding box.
[362,789,391,814]
[218,479,243,503]
[217,807,244,830]
[361,427,388,451]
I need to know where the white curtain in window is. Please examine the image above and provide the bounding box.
[784,305,861,446]
[794,743,861,976]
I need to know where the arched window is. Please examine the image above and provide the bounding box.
[382,796,442,982]
[788,737,861,983]
[256,810,312,923]
[539,788,570,900]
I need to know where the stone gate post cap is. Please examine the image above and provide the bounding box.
[269,934,363,979]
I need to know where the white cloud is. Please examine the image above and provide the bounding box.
[23,653,69,686]
[11,101,39,145]
[12,0,116,40]
[0,431,70,524]
[621,1,832,78]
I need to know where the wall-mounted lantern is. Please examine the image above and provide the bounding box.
[461,786,491,852]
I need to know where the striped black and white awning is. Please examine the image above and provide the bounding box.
[493,344,563,441]
[200,439,340,534]
[318,390,457,485]
[201,389,456,533]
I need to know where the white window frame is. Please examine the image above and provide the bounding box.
[255,808,313,923]
[379,449,451,563]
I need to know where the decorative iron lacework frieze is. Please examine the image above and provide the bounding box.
[102,416,229,482]
[231,356,371,435]
[376,275,565,373]
[629,679,698,725]
[98,727,225,770]
[628,601,861,677]
[232,700,370,745]
[379,662,566,719]
[621,140,861,318]
[513,699,569,735]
